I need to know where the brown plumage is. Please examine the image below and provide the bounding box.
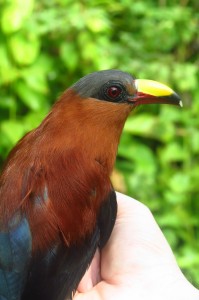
[0,70,181,300]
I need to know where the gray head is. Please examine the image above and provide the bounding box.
[71,69,181,106]
[72,70,136,104]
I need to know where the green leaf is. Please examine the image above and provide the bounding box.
[14,80,46,111]
[124,113,175,142]
[0,44,19,83]
[1,0,34,34]
[124,114,157,136]
[1,120,25,145]
[118,135,156,174]
[160,142,187,163]
[173,63,198,91]
[8,32,40,65]
[60,43,78,71]
[169,173,191,193]
[21,66,49,94]
[84,9,110,33]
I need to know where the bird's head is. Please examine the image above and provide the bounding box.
[48,70,182,172]
[72,69,182,107]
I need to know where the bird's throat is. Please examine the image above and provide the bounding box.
[45,90,132,174]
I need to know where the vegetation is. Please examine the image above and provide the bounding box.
[0,0,199,287]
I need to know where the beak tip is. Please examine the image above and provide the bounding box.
[172,92,182,107]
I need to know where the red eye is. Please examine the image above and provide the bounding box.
[107,86,122,98]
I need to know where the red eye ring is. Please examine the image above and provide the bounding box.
[107,86,122,99]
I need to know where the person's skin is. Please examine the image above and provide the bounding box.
[75,192,199,300]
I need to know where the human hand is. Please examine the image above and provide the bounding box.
[75,192,199,300]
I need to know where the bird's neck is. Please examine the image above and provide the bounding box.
[41,90,132,174]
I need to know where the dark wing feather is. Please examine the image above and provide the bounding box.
[98,189,117,249]
[22,190,117,300]
[0,215,32,300]
[22,226,100,300]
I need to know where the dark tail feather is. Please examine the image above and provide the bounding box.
[22,227,100,300]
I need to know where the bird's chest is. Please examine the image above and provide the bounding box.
[27,152,112,252]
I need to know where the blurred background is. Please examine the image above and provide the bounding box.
[0,0,199,287]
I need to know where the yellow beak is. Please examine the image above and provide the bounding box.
[129,79,182,107]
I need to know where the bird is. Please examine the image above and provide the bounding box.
[0,70,181,300]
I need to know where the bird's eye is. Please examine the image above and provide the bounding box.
[101,81,127,103]
[106,86,122,99]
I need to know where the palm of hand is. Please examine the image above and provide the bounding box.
[75,193,198,300]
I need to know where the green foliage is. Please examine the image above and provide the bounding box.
[0,0,199,287]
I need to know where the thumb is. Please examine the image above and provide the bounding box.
[74,288,101,300]
[74,283,133,300]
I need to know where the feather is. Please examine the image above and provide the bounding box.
[0,76,132,300]
[0,215,31,300]
[21,190,116,300]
